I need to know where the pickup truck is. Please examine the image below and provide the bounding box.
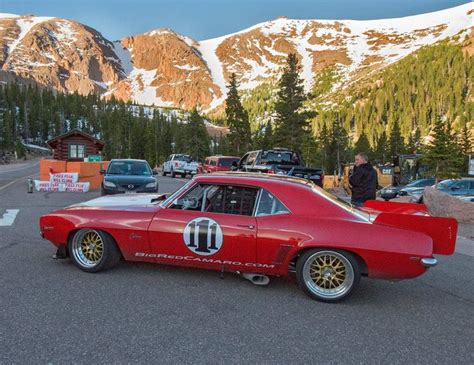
[162,154,199,178]
[234,148,324,187]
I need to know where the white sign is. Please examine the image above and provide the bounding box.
[49,173,79,184]
[34,180,90,193]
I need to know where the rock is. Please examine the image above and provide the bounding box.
[423,187,474,224]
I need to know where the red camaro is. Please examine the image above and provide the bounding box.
[39,173,457,302]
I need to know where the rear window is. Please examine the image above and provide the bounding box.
[260,151,300,165]
[175,155,192,162]
[218,158,239,167]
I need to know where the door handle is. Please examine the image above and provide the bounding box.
[237,224,255,229]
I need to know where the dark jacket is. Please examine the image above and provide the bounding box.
[349,162,377,202]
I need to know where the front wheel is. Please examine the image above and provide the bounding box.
[68,229,121,273]
[296,249,360,302]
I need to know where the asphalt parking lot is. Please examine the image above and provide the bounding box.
[1,160,473,364]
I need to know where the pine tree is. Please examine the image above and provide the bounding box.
[389,120,404,158]
[184,108,210,161]
[354,132,371,156]
[374,131,388,163]
[273,54,312,152]
[225,73,252,154]
[423,116,464,179]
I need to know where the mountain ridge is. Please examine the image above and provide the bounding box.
[0,2,472,113]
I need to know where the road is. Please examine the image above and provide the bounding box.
[1,161,473,364]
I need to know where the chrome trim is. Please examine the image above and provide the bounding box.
[420,258,438,268]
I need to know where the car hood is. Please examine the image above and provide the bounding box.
[104,175,156,184]
[68,194,165,209]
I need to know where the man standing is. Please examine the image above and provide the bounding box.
[349,152,378,207]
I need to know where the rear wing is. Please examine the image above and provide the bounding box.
[363,200,427,215]
[374,212,457,255]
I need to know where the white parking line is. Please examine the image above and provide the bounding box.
[0,209,20,226]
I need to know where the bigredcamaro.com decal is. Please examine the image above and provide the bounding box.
[134,252,275,269]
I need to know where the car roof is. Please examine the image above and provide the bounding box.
[206,155,240,159]
[110,159,148,163]
[194,172,314,189]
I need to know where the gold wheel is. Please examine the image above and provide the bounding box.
[301,250,356,300]
[71,229,105,268]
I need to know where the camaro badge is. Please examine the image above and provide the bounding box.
[183,217,223,256]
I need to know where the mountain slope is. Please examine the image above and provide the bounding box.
[0,3,472,112]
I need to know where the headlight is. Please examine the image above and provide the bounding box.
[146,181,157,188]
[104,181,116,188]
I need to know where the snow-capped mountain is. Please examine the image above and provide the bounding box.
[0,3,472,112]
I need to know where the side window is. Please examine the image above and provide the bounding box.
[246,152,257,166]
[256,189,290,216]
[210,159,217,166]
[205,185,259,216]
[169,184,207,211]
[239,153,250,167]
[204,159,209,165]
[457,181,469,189]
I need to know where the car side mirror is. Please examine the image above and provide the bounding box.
[451,186,460,190]
[152,170,158,176]
[100,169,106,175]
[151,194,167,203]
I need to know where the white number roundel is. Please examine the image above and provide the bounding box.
[183,217,223,256]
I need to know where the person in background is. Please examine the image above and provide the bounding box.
[349,152,378,208]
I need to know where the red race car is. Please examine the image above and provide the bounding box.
[39,173,457,302]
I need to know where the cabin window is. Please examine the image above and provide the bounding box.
[69,143,85,159]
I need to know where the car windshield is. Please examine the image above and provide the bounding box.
[312,185,371,222]
[437,180,457,189]
[406,179,434,187]
[175,155,192,162]
[219,158,239,167]
[107,161,151,176]
[160,180,194,207]
[261,151,299,165]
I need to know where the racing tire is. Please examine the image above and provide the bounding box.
[296,249,361,303]
[68,229,121,273]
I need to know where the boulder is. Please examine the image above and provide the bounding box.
[423,187,474,224]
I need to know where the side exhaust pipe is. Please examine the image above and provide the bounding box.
[241,272,270,286]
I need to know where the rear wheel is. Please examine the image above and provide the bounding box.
[296,249,360,302]
[69,229,121,273]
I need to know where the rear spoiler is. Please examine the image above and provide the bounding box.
[363,200,427,215]
[373,212,458,255]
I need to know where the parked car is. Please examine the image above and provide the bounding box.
[436,178,474,196]
[235,148,324,187]
[409,178,474,203]
[380,178,435,201]
[101,159,158,195]
[40,173,457,303]
[162,154,199,178]
[203,155,240,173]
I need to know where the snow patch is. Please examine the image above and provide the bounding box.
[8,16,54,55]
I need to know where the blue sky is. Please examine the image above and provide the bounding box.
[0,0,469,41]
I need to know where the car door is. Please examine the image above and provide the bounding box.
[148,183,258,271]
